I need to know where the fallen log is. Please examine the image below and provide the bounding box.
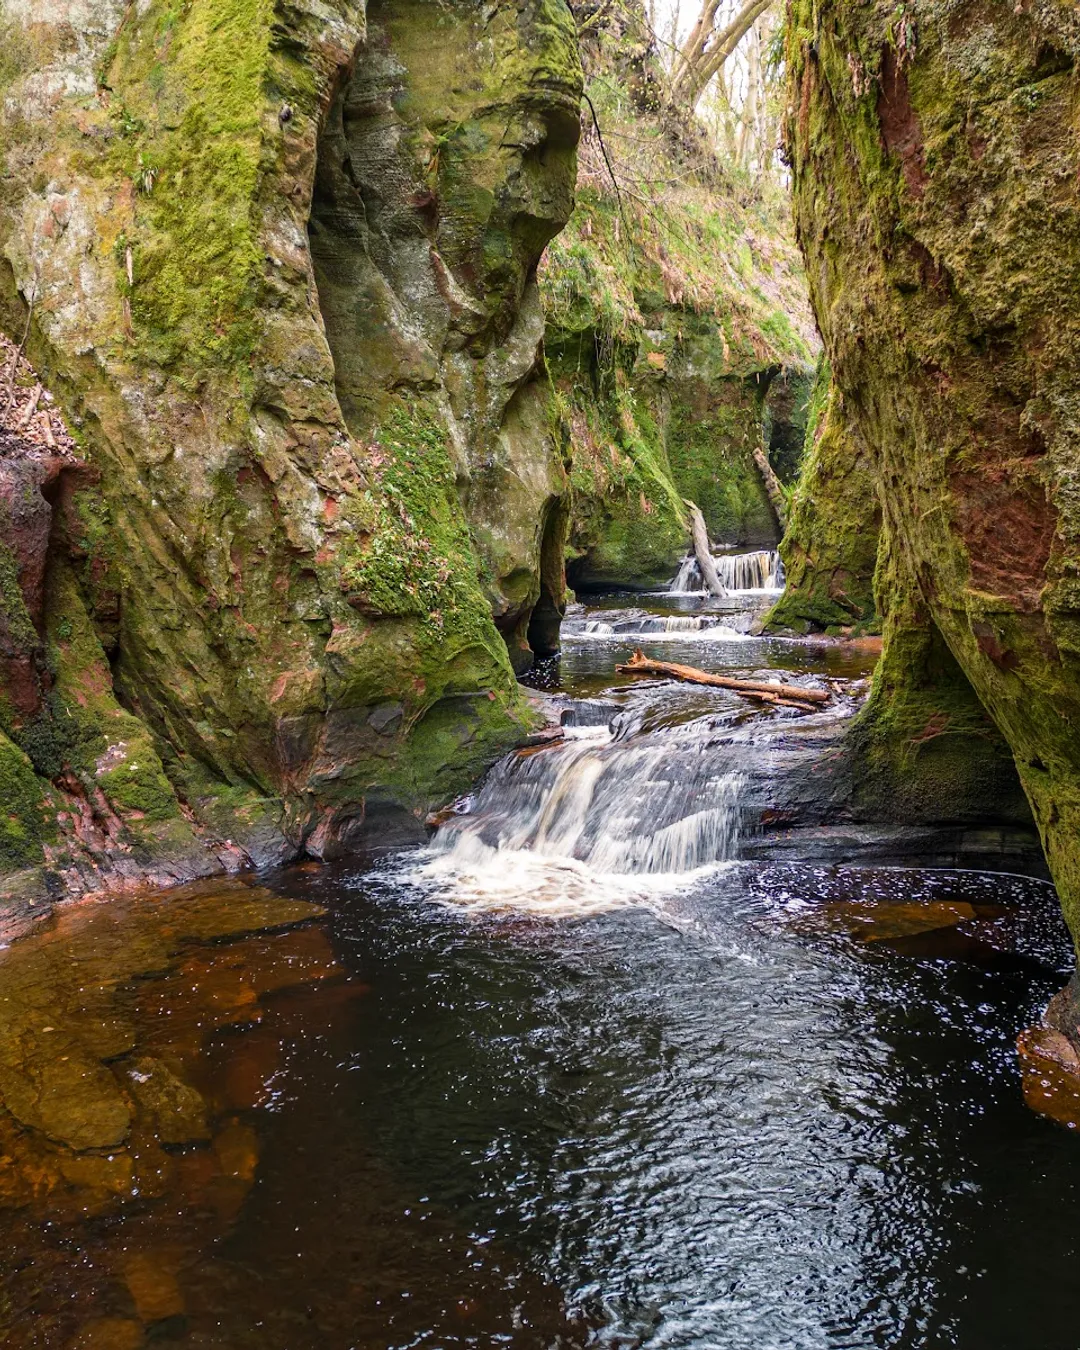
[615,649,829,709]
[682,498,724,596]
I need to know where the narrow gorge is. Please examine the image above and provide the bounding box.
[1,2,1079,1346]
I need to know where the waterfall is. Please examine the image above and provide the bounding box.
[670,554,700,593]
[669,549,784,593]
[421,727,745,910]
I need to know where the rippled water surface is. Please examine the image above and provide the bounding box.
[2,580,1078,1348]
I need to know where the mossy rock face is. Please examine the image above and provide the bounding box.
[786,2,1080,941]
[664,362,778,549]
[849,525,1033,829]
[310,0,582,661]
[764,364,816,486]
[765,366,881,634]
[0,0,581,895]
[0,730,45,875]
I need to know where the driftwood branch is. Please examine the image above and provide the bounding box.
[16,383,42,430]
[683,498,724,596]
[615,649,827,711]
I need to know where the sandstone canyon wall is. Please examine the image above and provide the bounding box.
[784,2,1080,939]
[0,0,581,930]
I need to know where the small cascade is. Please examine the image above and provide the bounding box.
[421,726,745,910]
[670,549,784,593]
[670,555,700,593]
[565,610,751,642]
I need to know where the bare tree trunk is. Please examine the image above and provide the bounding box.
[752,446,788,531]
[616,650,828,709]
[683,498,725,596]
[672,0,775,109]
[735,23,760,168]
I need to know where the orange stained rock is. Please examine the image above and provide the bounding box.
[1017,1027,1080,1130]
[122,1249,186,1324]
[789,898,979,942]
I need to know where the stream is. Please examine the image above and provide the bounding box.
[2,556,1079,1349]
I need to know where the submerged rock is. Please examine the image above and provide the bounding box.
[0,877,346,1342]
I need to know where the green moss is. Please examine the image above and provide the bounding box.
[541,104,814,584]
[0,730,44,871]
[314,393,529,808]
[0,3,31,99]
[848,532,1030,827]
[557,371,688,588]
[105,0,275,371]
[664,373,777,546]
[541,183,814,379]
[338,398,513,664]
[0,539,38,658]
[785,0,1080,940]
[39,560,188,833]
[764,368,880,633]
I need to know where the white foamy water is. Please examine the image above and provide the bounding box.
[670,549,784,594]
[413,730,745,915]
[573,616,753,643]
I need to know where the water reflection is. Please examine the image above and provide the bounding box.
[0,862,1076,1347]
[0,582,1074,1348]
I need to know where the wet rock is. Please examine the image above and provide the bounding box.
[0,878,344,1340]
[784,4,1080,949]
[125,1057,210,1147]
[0,0,584,910]
[65,1318,144,1350]
[122,1250,185,1324]
[1017,1028,1080,1131]
[0,1029,130,1152]
[213,1119,259,1183]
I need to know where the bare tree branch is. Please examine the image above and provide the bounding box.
[671,0,776,109]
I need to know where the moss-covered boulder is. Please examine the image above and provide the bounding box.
[0,0,582,915]
[785,5,1080,942]
[765,365,880,634]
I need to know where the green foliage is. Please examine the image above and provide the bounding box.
[542,185,813,376]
